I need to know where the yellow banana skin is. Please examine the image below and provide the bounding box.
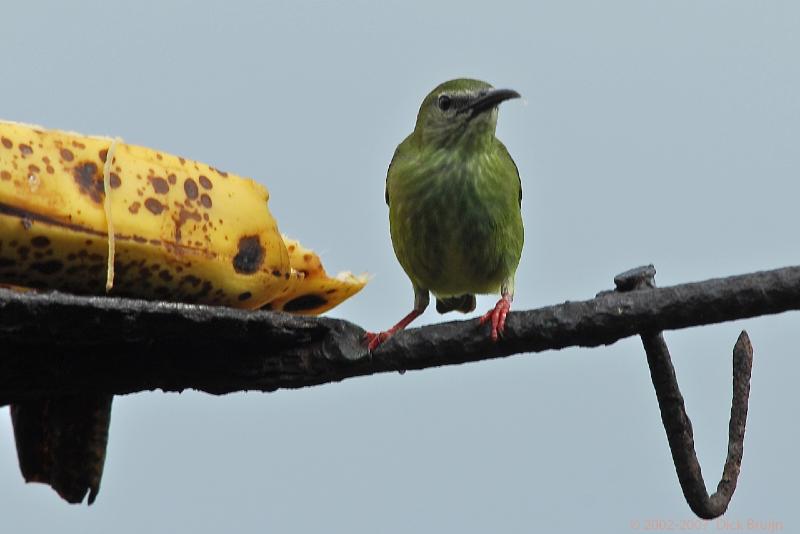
[0,120,366,311]
[269,236,368,314]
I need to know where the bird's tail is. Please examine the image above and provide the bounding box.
[435,295,476,314]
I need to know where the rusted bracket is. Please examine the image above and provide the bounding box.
[614,266,753,519]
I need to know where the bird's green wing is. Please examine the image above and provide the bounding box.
[496,140,522,206]
[385,148,400,206]
[384,156,393,206]
[385,134,414,206]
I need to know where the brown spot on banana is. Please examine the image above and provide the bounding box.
[183,178,198,199]
[73,162,104,203]
[144,198,164,214]
[282,294,328,312]
[232,235,264,274]
[149,176,169,194]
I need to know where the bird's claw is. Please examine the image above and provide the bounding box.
[364,331,392,352]
[479,296,512,341]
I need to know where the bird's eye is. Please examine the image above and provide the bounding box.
[437,95,452,111]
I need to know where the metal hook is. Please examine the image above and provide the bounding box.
[615,265,753,519]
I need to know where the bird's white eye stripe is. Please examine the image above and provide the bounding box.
[435,90,493,114]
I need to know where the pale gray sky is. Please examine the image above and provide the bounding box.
[1,1,798,532]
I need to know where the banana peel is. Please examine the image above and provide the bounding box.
[0,119,367,313]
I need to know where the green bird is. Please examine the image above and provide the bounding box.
[366,78,524,351]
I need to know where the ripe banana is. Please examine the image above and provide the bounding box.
[0,119,367,313]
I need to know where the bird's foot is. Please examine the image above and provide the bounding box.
[364,331,393,352]
[364,308,425,352]
[479,295,512,341]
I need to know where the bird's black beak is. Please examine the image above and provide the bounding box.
[464,88,521,116]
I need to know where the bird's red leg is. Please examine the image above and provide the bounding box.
[364,309,423,352]
[479,293,512,341]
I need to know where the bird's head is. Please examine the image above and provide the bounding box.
[413,78,520,148]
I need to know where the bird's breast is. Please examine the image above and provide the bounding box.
[388,150,522,296]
